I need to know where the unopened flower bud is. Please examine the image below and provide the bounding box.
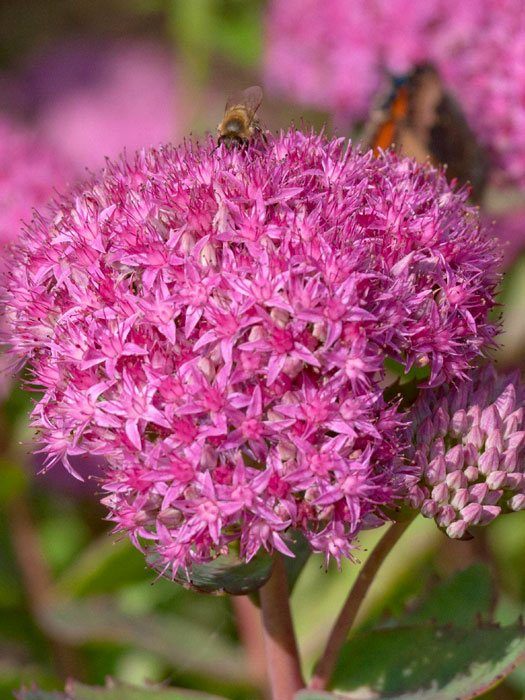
[485,429,504,452]
[502,448,518,471]
[446,520,468,539]
[427,456,447,485]
[486,470,507,490]
[445,445,464,472]
[505,472,524,490]
[450,409,468,436]
[421,499,438,518]
[436,505,456,527]
[480,405,502,434]
[469,482,489,503]
[507,430,525,451]
[478,447,500,476]
[429,438,445,460]
[270,308,290,328]
[197,357,216,381]
[446,470,467,491]
[466,425,484,450]
[508,494,525,511]
[495,383,516,420]
[431,483,449,503]
[451,488,469,510]
[484,489,503,506]
[464,466,479,482]
[479,505,501,525]
[460,502,483,526]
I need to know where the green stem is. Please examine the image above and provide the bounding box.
[259,554,305,700]
[310,517,415,690]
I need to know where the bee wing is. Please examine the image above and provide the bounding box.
[224,85,263,122]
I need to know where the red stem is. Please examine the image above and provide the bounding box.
[233,594,268,689]
[310,518,414,690]
[259,554,305,700]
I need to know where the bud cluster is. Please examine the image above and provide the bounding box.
[409,366,525,538]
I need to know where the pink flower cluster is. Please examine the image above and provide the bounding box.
[265,0,525,187]
[2,131,500,573]
[408,366,525,539]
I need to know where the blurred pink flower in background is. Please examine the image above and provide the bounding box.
[485,208,525,268]
[0,114,72,398]
[21,40,183,170]
[265,0,525,188]
[0,115,71,247]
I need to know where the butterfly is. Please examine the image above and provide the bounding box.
[364,64,488,202]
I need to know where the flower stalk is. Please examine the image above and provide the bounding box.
[232,595,268,687]
[259,554,304,700]
[310,517,415,690]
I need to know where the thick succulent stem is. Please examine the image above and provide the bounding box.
[233,595,268,688]
[310,517,415,690]
[259,554,304,700]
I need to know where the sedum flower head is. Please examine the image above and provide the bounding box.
[2,130,500,573]
[408,366,525,539]
[265,0,525,187]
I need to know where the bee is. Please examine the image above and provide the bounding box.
[364,64,488,202]
[217,85,264,146]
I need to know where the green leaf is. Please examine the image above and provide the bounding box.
[16,691,66,700]
[154,531,309,595]
[170,549,273,595]
[41,597,249,685]
[383,357,430,407]
[295,693,338,699]
[330,621,525,699]
[68,679,226,699]
[384,358,430,384]
[401,564,494,627]
[17,681,227,700]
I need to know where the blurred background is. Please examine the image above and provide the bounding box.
[0,1,524,698]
